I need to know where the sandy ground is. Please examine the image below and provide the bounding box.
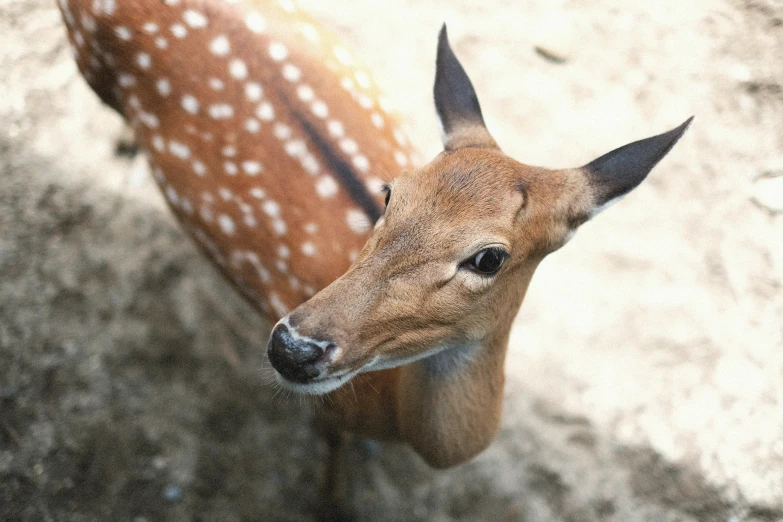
[2,0,783,521]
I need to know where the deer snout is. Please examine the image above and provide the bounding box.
[267,322,337,384]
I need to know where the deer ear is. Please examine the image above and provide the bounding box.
[584,117,693,215]
[434,25,497,151]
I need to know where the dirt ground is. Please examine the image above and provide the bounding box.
[1,0,782,521]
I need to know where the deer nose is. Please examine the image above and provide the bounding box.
[267,323,334,383]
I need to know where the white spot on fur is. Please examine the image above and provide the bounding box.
[303,222,318,234]
[181,94,199,114]
[256,102,274,121]
[371,112,385,128]
[210,35,230,56]
[269,41,288,61]
[263,199,280,218]
[245,82,262,101]
[208,104,234,119]
[366,177,385,194]
[301,155,319,175]
[315,175,338,198]
[273,123,291,140]
[242,161,262,175]
[379,96,393,113]
[229,59,248,80]
[218,214,236,235]
[339,138,358,155]
[354,70,371,89]
[272,219,287,236]
[209,78,224,90]
[393,128,408,146]
[301,241,316,257]
[333,45,352,65]
[284,139,306,157]
[168,141,190,159]
[245,12,266,33]
[282,63,301,82]
[98,0,116,15]
[311,100,328,119]
[224,162,238,175]
[300,23,319,42]
[165,185,179,205]
[181,198,194,215]
[170,24,187,38]
[327,120,344,138]
[183,9,208,28]
[118,73,136,88]
[152,167,165,184]
[245,118,261,133]
[249,187,266,199]
[192,160,207,176]
[352,154,369,172]
[143,22,159,34]
[394,150,408,167]
[114,26,131,41]
[297,84,314,101]
[358,94,374,109]
[152,135,165,151]
[156,78,171,96]
[155,37,168,49]
[139,112,159,128]
[346,209,370,233]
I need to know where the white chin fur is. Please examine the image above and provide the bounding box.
[274,369,356,395]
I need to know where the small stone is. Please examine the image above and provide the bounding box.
[533,12,572,64]
[162,483,184,504]
[151,456,167,470]
[0,387,19,401]
[535,43,569,64]
[359,439,382,456]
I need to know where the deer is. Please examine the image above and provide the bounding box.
[58,0,691,518]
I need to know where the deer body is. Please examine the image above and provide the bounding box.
[60,0,691,514]
[59,0,416,319]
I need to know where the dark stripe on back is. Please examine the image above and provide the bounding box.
[291,111,382,222]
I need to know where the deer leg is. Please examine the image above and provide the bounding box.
[318,424,353,522]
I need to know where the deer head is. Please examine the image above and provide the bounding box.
[267,25,691,395]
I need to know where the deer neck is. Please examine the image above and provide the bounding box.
[395,264,536,468]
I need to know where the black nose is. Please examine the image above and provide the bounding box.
[267,323,330,383]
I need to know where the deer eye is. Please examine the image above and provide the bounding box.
[382,184,391,207]
[461,247,508,276]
